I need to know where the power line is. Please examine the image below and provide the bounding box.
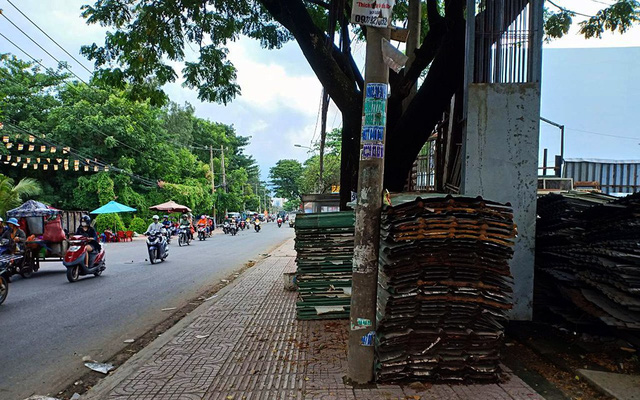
[547,0,592,18]
[564,127,640,141]
[0,31,147,154]
[4,0,93,75]
[0,12,90,84]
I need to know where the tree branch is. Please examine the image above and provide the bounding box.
[258,0,360,113]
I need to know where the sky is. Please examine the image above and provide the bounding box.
[0,0,638,182]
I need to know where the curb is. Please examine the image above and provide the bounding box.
[83,237,293,399]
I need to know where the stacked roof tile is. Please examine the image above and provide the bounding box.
[536,191,640,330]
[376,195,516,382]
[294,212,355,320]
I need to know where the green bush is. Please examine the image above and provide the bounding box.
[129,217,147,234]
[94,213,126,233]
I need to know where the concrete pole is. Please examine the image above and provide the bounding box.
[221,145,227,192]
[210,145,216,224]
[347,25,390,384]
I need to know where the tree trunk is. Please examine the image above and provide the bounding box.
[339,105,361,209]
[384,22,466,191]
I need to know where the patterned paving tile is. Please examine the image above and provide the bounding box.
[101,239,542,400]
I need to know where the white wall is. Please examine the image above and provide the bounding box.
[462,83,541,320]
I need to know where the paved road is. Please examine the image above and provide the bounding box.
[0,222,294,399]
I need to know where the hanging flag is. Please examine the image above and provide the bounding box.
[28,135,35,142]
[50,146,56,153]
[64,165,69,171]
[5,143,12,149]
[40,145,46,152]
[22,163,27,169]
[6,155,11,161]
[2,136,8,143]
[11,162,17,167]
[26,157,31,163]
[56,158,62,163]
[104,166,109,172]
[43,164,48,170]
[94,165,99,172]
[17,143,23,150]
[53,165,59,171]
[36,157,41,163]
[33,164,38,170]
[83,165,89,172]
[16,156,21,162]
[62,147,70,154]
[28,145,34,151]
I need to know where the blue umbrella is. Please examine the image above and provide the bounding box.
[91,201,136,214]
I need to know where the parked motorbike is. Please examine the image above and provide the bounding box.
[63,235,106,282]
[0,265,10,305]
[254,220,261,233]
[178,226,191,247]
[197,225,207,241]
[147,230,168,264]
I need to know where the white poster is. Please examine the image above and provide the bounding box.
[351,0,395,28]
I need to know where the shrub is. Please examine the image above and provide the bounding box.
[94,213,125,233]
[129,217,147,234]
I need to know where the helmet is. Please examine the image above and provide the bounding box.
[163,215,169,219]
[81,215,91,224]
[153,215,159,220]
[0,217,3,222]
[7,217,19,226]
[201,215,205,219]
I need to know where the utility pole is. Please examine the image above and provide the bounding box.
[221,145,227,216]
[220,145,227,192]
[319,90,330,193]
[210,145,216,224]
[256,183,261,214]
[346,25,391,383]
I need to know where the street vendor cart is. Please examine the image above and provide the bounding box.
[5,200,67,278]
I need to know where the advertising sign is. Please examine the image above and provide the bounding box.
[351,0,395,28]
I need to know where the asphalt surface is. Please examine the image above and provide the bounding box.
[0,222,294,400]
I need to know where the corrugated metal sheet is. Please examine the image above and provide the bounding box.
[294,212,355,320]
[564,159,640,194]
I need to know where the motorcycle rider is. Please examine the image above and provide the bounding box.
[75,215,99,267]
[146,215,164,234]
[179,214,193,240]
[2,218,26,254]
[197,215,207,238]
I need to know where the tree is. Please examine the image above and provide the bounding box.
[0,174,42,216]
[269,159,303,200]
[79,0,640,203]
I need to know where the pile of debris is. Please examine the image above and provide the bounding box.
[294,212,355,320]
[536,191,640,330]
[376,195,516,382]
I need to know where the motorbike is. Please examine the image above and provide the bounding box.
[178,226,191,247]
[63,235,106,283]
[147,230,168,264]
[254,220,261,233]
[277,220,282,228]
[197,225,207,241]
[0,264,10,305]
[223,222,230,235]
[163,224,172,244]
[230,222,238,236]
[239,221,246,230]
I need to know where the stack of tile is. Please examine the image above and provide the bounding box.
[294,212,355,320]
[376,195,517,382]
[536,192,640,330]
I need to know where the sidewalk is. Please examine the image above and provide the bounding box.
[86,239,544,400]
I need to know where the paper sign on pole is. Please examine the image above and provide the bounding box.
[351,0,395,28]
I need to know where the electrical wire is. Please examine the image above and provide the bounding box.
[4,0,94,75]
[564,127,640,141]
[547,0,593,18]
[0,30,148,154]
[0,12,90,84]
